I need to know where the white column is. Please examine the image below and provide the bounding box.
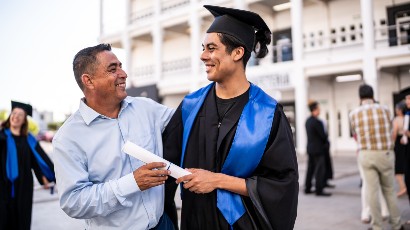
[152,27,163,83]
[122,34,132,82]
[124,0,131,26]
[291,0,303,65]
[291,0,307,155]
[360,0,378,98]
[123,0,132,86]
[153,0,163,82]
[361,0,375,53]
[328,83,336,154]
[99,0,104,35]
[189,0,201,92]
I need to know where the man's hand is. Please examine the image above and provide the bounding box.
[133,162,170,191]
[176,169,219,194]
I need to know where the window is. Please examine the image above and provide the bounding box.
[272,28,293,63]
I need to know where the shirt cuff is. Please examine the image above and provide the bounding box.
[117,173,141,196]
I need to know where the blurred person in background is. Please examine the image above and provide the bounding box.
[400,90,410,225]
[392,101,407,197]
[357,146,389,224]
[402,91,410,209]
[353,100,389,224]
[0,101,55,230]
[349,84,402,230]
[304,100,332,196]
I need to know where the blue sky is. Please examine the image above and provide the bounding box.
[0,0,101,121]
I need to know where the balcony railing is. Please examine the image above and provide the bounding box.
[161,0,190,13]
[130,7,154,24]
[162,58,191,73]
[132,65,154,80]
[131,58,191,81]
[270,22,410,63]
[129,0,189,24]
[303,28,364,51]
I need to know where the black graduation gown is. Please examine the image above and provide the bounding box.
[0,130,55,230]
[163,86,299,230]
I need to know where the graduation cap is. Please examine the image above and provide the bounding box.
[204,5,271,53]
[11,101,33,117]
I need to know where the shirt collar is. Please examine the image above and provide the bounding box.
[361,99,374,105]
[119,97,134,116]
[79,98,100,125]
[79,97,135,125]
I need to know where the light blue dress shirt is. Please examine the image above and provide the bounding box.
[53,97,174,230]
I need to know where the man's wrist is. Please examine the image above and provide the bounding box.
[116,173,141,196]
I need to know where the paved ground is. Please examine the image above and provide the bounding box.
[31,143,410,229]
[295,155,410,230]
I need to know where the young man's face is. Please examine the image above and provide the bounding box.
[200,33,238,82]
[406,95,410,109]
[91,50,128,104]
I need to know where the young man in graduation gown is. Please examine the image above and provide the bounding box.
[163,5,299,230]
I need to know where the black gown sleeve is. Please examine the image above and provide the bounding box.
[163,103,184,230]
[31,142,55,184]
[245,105,299,230]
[0,131,6,184]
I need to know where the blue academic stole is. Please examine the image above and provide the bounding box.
[5,129,55,198]
[181,82,277,226]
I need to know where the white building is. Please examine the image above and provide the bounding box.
[99,0,410,155]
[33,109,54,131]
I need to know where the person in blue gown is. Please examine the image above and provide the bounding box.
[163,5,298,230]
[0,101,55,230]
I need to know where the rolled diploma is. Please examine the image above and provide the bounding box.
[122,140,191,179]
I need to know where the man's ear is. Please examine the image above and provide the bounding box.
[81,74,94,89]
[232,47,245,62]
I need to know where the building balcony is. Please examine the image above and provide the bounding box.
[162,57,191,74]
[129,7,154,24]
[129,0,190,26]
[271,23,409,65]
[129,57,191,85]
[161,0,190,13]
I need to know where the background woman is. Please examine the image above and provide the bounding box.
[392,101,407,197]
[0,101,55,230]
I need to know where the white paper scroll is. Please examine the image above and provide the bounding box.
[122,140,191,179]
[402,114,409,145]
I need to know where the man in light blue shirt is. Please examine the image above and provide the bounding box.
[53,44,175,229]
